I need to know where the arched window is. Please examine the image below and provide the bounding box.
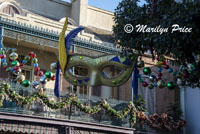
[2,5,19,15]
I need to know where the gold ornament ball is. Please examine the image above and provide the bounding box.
[157,80,165,88]
[16,74,25,83]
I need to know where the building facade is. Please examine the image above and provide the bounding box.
[0,0,178,133]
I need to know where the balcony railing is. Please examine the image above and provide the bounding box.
[0,82,131,128]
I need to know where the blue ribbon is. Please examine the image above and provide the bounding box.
[54,27,84,97]
[54,61,60,97]
[0,27,3,48]
[65,27,84,55]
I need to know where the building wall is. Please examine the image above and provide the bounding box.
[87,6,114,32]
[13,0,71,20]
[0,0,115,32]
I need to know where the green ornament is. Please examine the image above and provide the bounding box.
[11,60,19,67]
[119,79,123,82]
[156,61,162,67]
[22,80,31,87]
[73,79,77,83]
[45,71,53,79]
[0,50,5,54]
[143,67,151,75]
[148,84,154,89]
[70,58,73,61]
[32,58,38,63]
[167,82,176,90]
[80,56,83,59]
[6,67,10,72]
[173,72,177,76]
[112,80,116,85]
[123,75,126,78]
[24,56,31,61]
[139,78,144,82]
[159,56,166,61]
[2,62,7,67]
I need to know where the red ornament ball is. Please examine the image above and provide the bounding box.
[142,81,148,87]
[28,52,34,56]
[157,77,162,80]
[0,54,6,59]
[158,72,163,78]
[164,65,169,69]
[32,53,37,58]
[3,66,7,70]
[20,63,24,67]
[183,72,189,78]
[14,66,20,71]
[35,67,40,72]
[162,61,166,65]
[39,71,44,76]
[156,56,159,61]
[51,75,55,81]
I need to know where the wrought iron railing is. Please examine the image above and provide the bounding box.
[0,82,131,128]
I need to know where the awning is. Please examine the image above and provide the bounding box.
[0,122,59,134]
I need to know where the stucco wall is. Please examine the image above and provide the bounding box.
[87,6,114,32]
[14,0,71,20]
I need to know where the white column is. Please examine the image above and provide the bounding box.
[71,0,88,26]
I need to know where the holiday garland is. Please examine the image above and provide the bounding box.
[0,81,186,131]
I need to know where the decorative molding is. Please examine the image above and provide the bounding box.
[0,16,121,54]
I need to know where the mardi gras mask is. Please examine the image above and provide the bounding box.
[58,18,138,87]
[65,54,137,86]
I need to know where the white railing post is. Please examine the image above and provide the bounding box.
[179,86,186,134]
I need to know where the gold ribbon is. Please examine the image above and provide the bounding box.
[59,17,68,74]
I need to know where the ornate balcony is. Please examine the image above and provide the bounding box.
[0,81,131,128]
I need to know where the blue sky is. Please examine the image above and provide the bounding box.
[63,0,145,12]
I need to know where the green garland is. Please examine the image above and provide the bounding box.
[0,81,137,125]
[0,81,187,130]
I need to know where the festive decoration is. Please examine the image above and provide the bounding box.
[16,74,25,83]
[58,18,138,87]
[45,71,53,79]
[142,81,148,87]
[158,72,163,78]
[22,80,31,87]
[167,82,176,90]
[0,82,187,131]
[157,80,165,88]
[137,60,145,68]
[149,75,156,82]
[0,49,56,90]
[148,84,154,89]
[11,60,19,67]
[143,67,151,75]
[9,52,18,60]
[50,62,57,71]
